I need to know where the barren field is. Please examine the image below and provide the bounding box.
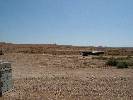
[0,53,133,100]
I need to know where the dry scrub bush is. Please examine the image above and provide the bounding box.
[106,57,118,66]
[0,49,4,55]
[105,57,133,68]
[116,61,128,69]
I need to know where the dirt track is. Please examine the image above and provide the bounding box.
[0,53,133,100]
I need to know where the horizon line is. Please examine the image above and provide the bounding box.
[0,41,133,48]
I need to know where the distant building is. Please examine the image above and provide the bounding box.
[0,61,12,96]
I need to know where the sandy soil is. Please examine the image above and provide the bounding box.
[0,53,133,100]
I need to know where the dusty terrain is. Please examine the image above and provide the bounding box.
[0,53,133,100]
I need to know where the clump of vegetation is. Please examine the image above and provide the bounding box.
[126,59,133,69]
[106,57,118,66]
[0,49,4,55]
[116,61,128,69]
[93,56,132,68]
[105,57,133,68]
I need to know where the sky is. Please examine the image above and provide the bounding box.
[0,0,133,47]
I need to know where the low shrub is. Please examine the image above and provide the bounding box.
[126,60,133,66]
[106,57,118,66]
[0,50,4,55]
[105,57,131,68]
[116,61,128,69]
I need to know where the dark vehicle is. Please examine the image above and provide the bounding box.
[81,51,104,56]
[81,51,92,56]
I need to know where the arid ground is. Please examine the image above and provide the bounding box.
[0,53,133,100]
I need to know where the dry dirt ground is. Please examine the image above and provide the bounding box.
[0,53,133,100]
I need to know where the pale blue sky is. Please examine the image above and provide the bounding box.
[0,0,133,47]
